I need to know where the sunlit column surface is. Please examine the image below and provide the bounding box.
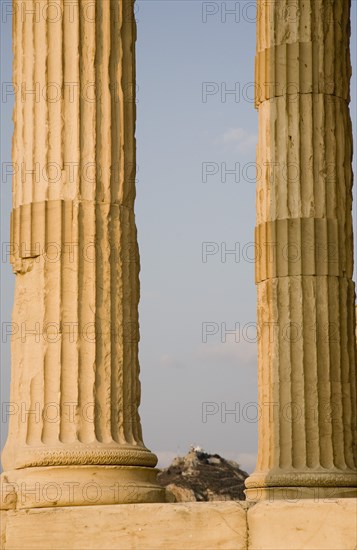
[1,0,164,509]
[245,0,357,500]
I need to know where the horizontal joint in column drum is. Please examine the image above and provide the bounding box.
[255,218,349,283]
[255,42,350,107]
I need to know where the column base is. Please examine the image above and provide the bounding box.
[245,470,357,501]
[245,486,357,502]
[0,465,166,510]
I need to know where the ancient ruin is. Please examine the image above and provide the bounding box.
[245,0,357,500]
[1,0,356,548]
[1,0,164,509]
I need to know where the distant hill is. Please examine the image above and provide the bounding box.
[157,447,248,502]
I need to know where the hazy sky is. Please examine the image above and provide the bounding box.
[1,1,356,473]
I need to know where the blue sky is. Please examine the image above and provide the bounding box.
[1,1,356,473]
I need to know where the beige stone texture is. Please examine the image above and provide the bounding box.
[1,0,163,506]
[2,5,357,550]
[0,466,165,510]
[0,512,6,550]
[164,484,196,503]
[1,499,357,550]
[247,498,357,550]
[0,502,248,550]
[245,0,357,499]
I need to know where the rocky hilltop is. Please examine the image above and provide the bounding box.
[157,447,248,502]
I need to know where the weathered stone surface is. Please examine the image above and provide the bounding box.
[0,512,6,549]
[164,484,196,503]
[248,499,357,550]
[245,0,357,500]
[0,466,165,510]
[1,0,163,506]
[0,502,248,550]
[1,499,357,550]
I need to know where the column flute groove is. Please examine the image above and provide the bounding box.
[246,0,357,500]
[1,0,164,510]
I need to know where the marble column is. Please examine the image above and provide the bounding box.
[245,0,357,500]
[1,0,165,508]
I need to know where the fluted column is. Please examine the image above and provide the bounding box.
[1,0,164,508]
[245,0,357,500]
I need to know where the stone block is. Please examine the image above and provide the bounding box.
[1,501,248,550]
[248,498,357,550]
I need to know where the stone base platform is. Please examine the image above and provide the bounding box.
[248,498,356,550]
[1,499,356,549]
